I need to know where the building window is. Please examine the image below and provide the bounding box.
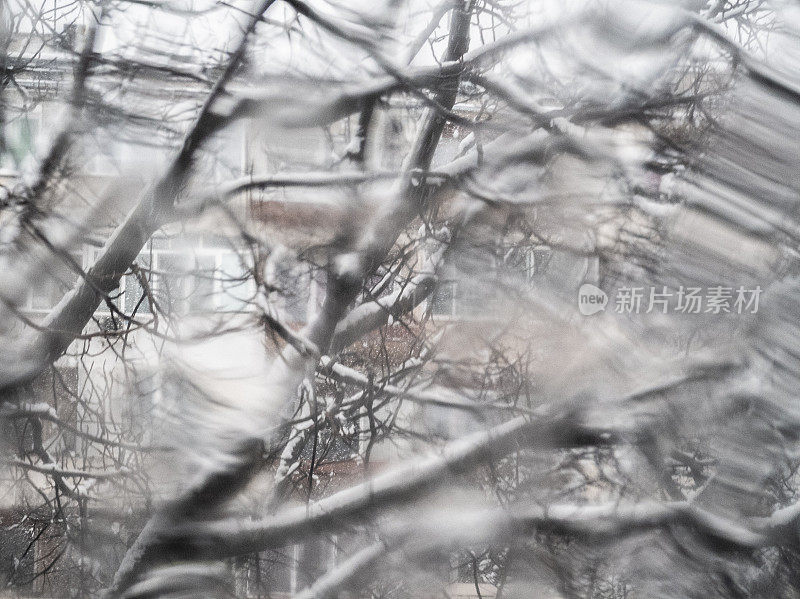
[154,251,193,313]
[429,270,489,319]
[1,106,42,174]
[79,241,255,318]
[188,255,217,313]
[17,241,295,321]
[429,245,553,319]
[504,244,552,281]
[430,280,457,317]
[112,244,255,316]
[530,246,553,277]
[266,254,323,325]
[124,253,153,314]
[217,252,252,312]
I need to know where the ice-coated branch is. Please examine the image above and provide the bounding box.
[3,459,131,481]
[124,401,639,563]
[330,229,448,352]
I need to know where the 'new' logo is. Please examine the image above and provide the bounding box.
[578,283,608,316]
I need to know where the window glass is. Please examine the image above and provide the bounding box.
[273,258,310,324]
[86,248,123,314]
[431,280,456,316]
[1,111,40,172]
[218,252,252,312]
[188,255,217,313]
[124,254,152,314]
[155,252,192,314]
[261,547,294,593]
[532,246,553,276]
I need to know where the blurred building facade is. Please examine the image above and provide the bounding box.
[0,27,594,599]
